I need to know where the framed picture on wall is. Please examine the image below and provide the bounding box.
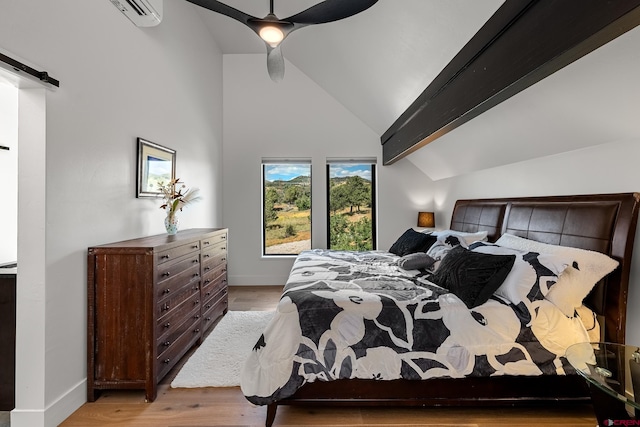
[136,138,176,198]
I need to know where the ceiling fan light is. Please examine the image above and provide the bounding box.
[259,25,284,47]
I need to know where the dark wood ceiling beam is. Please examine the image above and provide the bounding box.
[381,0,640,165]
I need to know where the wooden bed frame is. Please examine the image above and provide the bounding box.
[264,193,640,427]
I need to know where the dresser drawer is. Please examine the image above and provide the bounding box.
[202,286,227,317]
[157,252,200,285]
[156,305,201,359]
[156,319,201,381]
[202,293,228,333]
[202,262,226,286]
[201,232,227,250]
[201,251,226,275]
[202,271,227,303]
[201,239,226,259]
[156,264,200,303]
[156,284,201,325]
[156,241,200,265]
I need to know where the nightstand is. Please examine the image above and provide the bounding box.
[566,342,640,426]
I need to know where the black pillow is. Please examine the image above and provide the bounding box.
[389,229,437,256]
[428,246,515,308]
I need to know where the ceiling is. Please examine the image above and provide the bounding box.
[191,0,640,180]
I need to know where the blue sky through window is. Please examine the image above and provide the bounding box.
[329,164,372,181]
[264,163,372,181]
[264,164,310,182]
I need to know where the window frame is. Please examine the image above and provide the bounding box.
[261,159,312,257]
[326,160,377,251]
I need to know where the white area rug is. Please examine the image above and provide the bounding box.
[171,310,274,388]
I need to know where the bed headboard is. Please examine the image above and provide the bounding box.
[450,193,640,345]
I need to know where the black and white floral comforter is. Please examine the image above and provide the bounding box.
[240,249,589,405]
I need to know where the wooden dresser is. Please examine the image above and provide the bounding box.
[87,228,228,402]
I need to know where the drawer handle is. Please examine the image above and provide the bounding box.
[163,341,171,347]
[205,304,211,309]
[162,272,171,277]
[222,246,226,251]
[163,288,171,294]
[194,314,200,319]
[192,259,199,264]
[206,316,211,321]
[162,303,170,311]
[203,254,210,259]
[192,245,199,249]
[193,273,199,278]
[204,267,211,272]
[204,279,211,285]
[222,235,227,240]
[163,358,171,364]
[222,268,227,273]
[206,291,211,297]
[161,254,170,260]
[222,257,226,262]
[194,328,200,333]
[164,322,171,328]
[203,241,210,245]
[194,299,200,305]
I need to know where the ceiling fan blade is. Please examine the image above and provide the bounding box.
[266,45,285,83]
[185,0,256,26]
[284,0,378,25]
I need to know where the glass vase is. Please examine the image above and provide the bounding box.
[164,212,179,235]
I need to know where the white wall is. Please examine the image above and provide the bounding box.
[222,54,433,285]
[0,1,224,426]
[0,82,17,264]
[6,2,637,424]
[432,138,640,345]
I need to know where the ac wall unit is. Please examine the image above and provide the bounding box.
[109,0,163,27]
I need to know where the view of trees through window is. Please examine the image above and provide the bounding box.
[327,163,376,251]
[262,162,311,256]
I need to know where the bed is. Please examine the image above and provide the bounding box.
[241,193,640,427]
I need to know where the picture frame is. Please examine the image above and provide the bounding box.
[136,138,176,198]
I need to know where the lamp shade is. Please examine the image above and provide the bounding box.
[417,211,435,228]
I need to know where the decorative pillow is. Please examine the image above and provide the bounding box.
[389,229,436,256]
[470,242,570,310]
[397,252,436,270]
[430,229,488,245]
[575,304,601,342]
[428,246,515,308]
[427,235,463,270]
[495,233,619,317]
[425,229,489,271]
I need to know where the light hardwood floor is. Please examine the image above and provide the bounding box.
[60,286,598,427]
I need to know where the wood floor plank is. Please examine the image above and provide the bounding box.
[62,286,598,426]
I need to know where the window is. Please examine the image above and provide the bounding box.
[262,159,312,256]
[327,160,376,251]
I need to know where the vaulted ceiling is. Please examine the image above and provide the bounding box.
[192,0,640,180]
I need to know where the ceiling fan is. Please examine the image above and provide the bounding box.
[185,0,379,82]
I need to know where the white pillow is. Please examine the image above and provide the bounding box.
[430,229,488,245]
[575,304,601,343]
[470,243,570,315]
[530,300,591,358]
[495,233,619,317]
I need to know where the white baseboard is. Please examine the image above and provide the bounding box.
[12,379,86,427]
